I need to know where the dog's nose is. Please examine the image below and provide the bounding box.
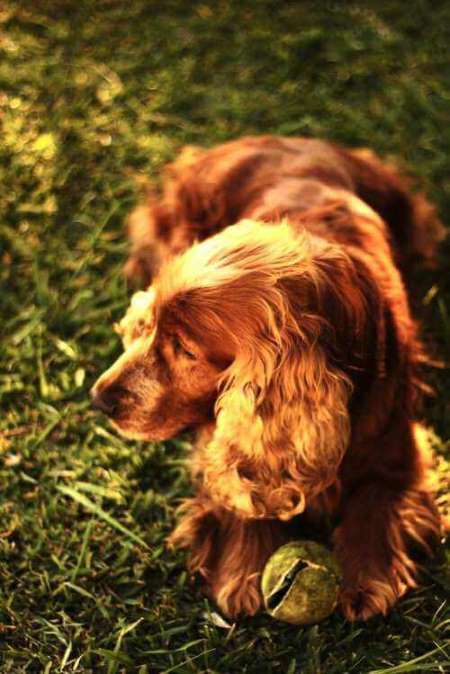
[91,385,121,416]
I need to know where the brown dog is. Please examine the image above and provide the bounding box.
[92,136,444,620]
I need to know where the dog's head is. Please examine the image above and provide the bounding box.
[90,284,232,441]
[92,219,379,518]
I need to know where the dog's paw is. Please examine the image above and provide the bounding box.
[212,572,263,618]
[339,577,401,621]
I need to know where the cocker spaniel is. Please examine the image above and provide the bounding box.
[91,136,445,621]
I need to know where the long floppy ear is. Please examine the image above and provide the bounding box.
[195,240,372,520]
[200,365,351,521]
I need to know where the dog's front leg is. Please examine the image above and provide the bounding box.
[333,481,440,621]
[168,496,289,617]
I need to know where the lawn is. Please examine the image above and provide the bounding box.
[0,1,449,672]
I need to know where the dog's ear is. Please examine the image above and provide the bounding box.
[197,242,367,520]
[200,342,352,521]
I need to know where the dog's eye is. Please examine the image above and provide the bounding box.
[172,334,196,360]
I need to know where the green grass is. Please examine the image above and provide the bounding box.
[0,1,449,672]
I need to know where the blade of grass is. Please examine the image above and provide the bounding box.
[60,641,72,670]
[108,618,144,674]
[369,646,450,673]
[161,648,216,674]
[57,485,150,550]
[71,517,94,582]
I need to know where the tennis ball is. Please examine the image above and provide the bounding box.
[261,541,341,625]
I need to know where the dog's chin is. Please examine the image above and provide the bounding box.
[108,417,183,442]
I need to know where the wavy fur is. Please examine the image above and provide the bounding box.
[93,135,445,620]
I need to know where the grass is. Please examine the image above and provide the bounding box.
[0,1,449,672]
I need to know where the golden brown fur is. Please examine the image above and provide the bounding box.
[92,136,445,621]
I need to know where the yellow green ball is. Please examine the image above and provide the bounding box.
[261,541,342,625]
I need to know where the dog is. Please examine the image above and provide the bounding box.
[91,136,445,621]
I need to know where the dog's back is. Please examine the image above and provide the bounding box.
[125,136,445,286]
[334,145,445,268]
